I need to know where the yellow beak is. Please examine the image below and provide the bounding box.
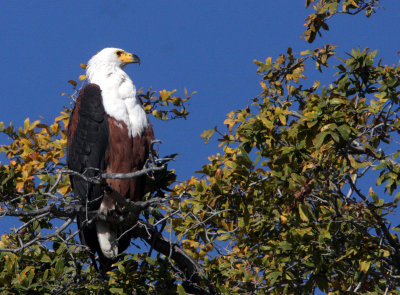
[118,51,140,64]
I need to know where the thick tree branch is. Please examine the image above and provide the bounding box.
[132,220,215,295]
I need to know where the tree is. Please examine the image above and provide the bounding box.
[0,87,205,294]
[1,0,399,294]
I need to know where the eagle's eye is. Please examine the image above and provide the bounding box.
[116,50,123,57]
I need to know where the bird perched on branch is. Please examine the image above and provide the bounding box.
[67,48,154,274]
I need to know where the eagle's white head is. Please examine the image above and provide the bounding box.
[86,47,140,82]
[88,48,140,69]
[86,47,148,139]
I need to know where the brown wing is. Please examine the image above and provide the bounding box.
[104,118,154,203]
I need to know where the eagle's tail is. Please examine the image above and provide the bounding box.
[96,221,118,259]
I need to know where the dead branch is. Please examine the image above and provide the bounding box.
[101,165,165,180]
[60,164,165,185]
[0,218,73,253]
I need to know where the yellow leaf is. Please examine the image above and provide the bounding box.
[160,90,169,100]
[80,63,87,69]
[350,0,359,8]
[16,181,24,191]
[261,117,274,130]
[55,114,67,123]
[260,82,269,91]
[220,220,230,231]
[159,89,176,101]
[23,118,30,132]
[279,114,287,125]
[380,249,390,257]
[300,50,314,55]
[200,129,215,144]
[0,234,11,248]
[360,260,371,273]
[58,185,71,195]
[182,239,200,249]
[78,74,87,81]
[30,120,40,130]
[223,118,236,130]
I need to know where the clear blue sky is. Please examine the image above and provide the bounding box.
[1,1,399,292]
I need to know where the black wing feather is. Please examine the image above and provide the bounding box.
[67,84,108,207]
[67,84,109,272]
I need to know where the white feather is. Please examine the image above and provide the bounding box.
[95,202,118,258]
[86,47,148,138]
[96,221,118,259]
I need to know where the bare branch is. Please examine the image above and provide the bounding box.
[0,218,73,253]
[101,165,165,180]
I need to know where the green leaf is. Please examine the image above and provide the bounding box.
[177,284,187,295]
[268,271,282,285]
[337,124,351,140]
[200,128,215,144]
[55,259,64,275]
[146,256,155,265]
[239,145,252,167]
[279,241,293,251]
[110,288,125,294]
[313,131,329,148]
[298,204,309,222]
[40,254,52,263]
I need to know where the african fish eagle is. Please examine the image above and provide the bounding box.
[67,48,154,273]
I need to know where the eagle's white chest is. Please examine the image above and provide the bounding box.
[89,68,148,137]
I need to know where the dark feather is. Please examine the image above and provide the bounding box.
[67,84,110,272]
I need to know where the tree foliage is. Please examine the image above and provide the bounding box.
[303,0,380,43]
[2,0,400,294]
[175,45,400,293]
